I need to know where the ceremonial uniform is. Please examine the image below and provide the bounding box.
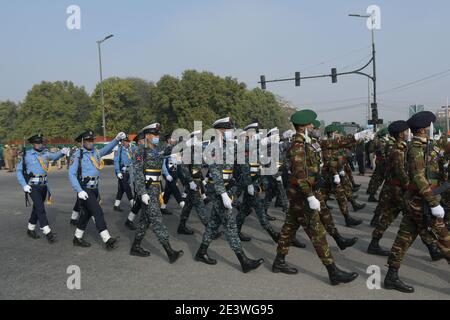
[16,134,67,243]
[161,139,185,215]
[367,129,389,201]
[113,138,134,211]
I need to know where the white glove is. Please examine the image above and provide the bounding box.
[431,205,445,219]
[115,132,126,141]
[202,180,208,186]
[166,175,173,182]
[141,194,150,206]
[276,176,283,183]
[307,196,321,211]
[117,173,123,180]
[189,181,198,191]
[221,193,233,210]
[333,175,341,184]
[339,171,346,177]
[60,148,70,156]
[23,185,32,193]
[247,185,255,196]
[78,191,89,200]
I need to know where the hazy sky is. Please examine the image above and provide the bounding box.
[1,0,449,125]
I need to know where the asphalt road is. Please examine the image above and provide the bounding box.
[0,167,449,300]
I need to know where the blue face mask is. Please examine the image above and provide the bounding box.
[152,138,160,145]
[34,144,44,152]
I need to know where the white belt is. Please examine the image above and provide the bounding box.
[223,174,232,180]
[145,175,162,182]
[29,176,48,185]
[250,167,259,173]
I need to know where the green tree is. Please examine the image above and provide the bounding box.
[0,101,19,142]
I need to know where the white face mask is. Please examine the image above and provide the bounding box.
[224,130,234,141]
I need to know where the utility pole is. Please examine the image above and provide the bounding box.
[97,34,114,142]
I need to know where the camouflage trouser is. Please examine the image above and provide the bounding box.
[345,163,356,186]
[201,193,242,254]
[388,196,450,269]
[277,188,334,266]
[179,186,209,227]
[373,186,435,245]
[236,188,273,232]
[367,163,385,195]
[373,183,390,221]
[135,185,170,245]
[316,189,338,237]
[322,178,350,218]
[342,174,354,201]
[263,176,289,213]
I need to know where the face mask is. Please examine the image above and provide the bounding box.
[152,138,160,145]
[84,143,94,150]
[224,131,234,141]
[34,144,44,152]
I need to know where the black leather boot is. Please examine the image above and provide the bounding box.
[351,201,366,212]
[195,244,217,265]
[384,266,414,293]
[368,195,379,202]
[113,206,123,212]
[27,230,40,239]
[177,222,194,235]
[272,253,298,274]
[236,252,264,273]
[73,237,91,248]
[326,263,359,286]
[267,229,280,244]
[266,213,277,221]
[332,233,358,251]
[105,237,119,251]
[45,232,57,244]
[125,219,137,231]
[367,238,390,256]
[345,215,363,227]
[163,243,184,264]
[130,238,151,257]
[427,243,444,262]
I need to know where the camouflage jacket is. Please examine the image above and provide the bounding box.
[132,144,165,196]
[407,136,440,207]
[386,140,409,190]
[375,137,388,164]
[320,135,355,176]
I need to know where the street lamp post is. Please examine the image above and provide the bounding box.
[97,34,114,142]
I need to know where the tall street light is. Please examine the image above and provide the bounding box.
[349,13,379,130]
[97,34,114,142]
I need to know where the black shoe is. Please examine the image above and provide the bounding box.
[212,231,223,240]
[163,243,184,264]
[73,237,91,248]
[130,239,151,257]
[195,244,217,265]
[70,219,78,227]
[177,224,194,235]
[326,263,359,286]
[384,267,414,293]
[239,232,251,242]
[352,202,366,212]
[125,220,137,231]
[105,237,119,251]
[291,237,306,249]
[236,252,264,273]
[368,195,379,203]
[161,209,173,216]
[266,214,277,221]
[333,234,358,251]
[113,206,123,212]
[353,184,361,189]
[45,232,57,244]
[272,254,298,274]
[427,243,444,262]
[27,230,40,239]
[345,216,363,227]
[367,238,390,256]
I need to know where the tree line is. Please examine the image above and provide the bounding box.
[0,70,293,143]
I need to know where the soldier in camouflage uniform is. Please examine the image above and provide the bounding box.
[438,135,450,231]
[129,123,184,264]
[195,117,264,273]
[177,130,210,235]
[367,129,389,202]
[320,125,363,227]
[272,110,359,286]
[385,112,450,293]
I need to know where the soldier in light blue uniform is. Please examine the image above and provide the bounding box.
[113,135,135,212]
[16,134,69,243]
[69,130,126,250]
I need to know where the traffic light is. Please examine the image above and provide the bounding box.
[295,72,301,87]
[371,103,378,120]
[331,68,337,83]
[260,75,266,90]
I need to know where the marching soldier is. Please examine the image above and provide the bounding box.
[272,110,359,286]
[367,128,389,202]
[113,135,135,212]
[129,123,184,264]
[69,130,124,250]
[16,134,69,243]
[195,117,264,273]
[385,112,450,293]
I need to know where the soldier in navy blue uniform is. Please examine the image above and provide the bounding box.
[16,134,69,243]
[69,130,126,250]
[113,135,135,212]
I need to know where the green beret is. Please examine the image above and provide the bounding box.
[377,128,389,137]
[291,110,317,126]
[313,120,321,129]
[325,124,340,134]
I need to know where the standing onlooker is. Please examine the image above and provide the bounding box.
[4,145,13,172]
[355,140,365,176]
[0,144,4,169]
